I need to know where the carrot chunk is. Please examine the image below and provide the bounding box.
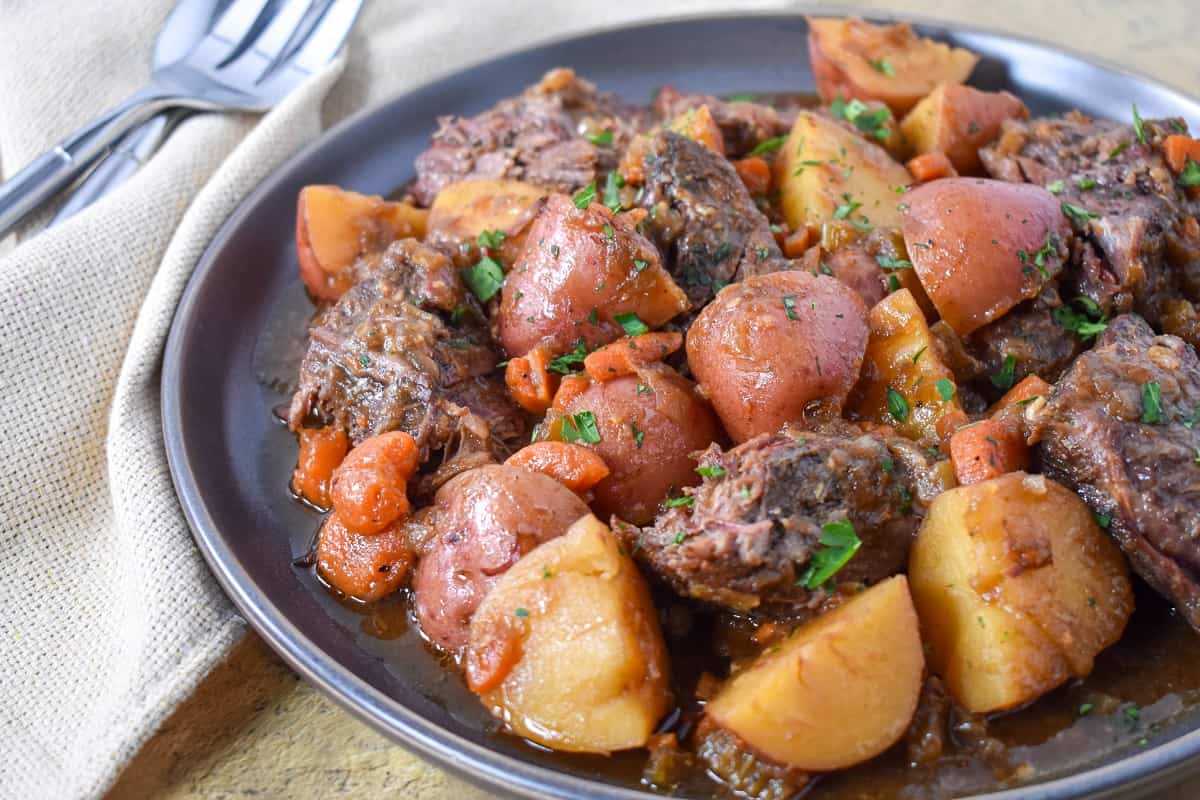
[995,374,1051,410]
[330,431,419,535]
[583,332,683,382]
[782,227,812,259]
[291,426,349,509]
[906,151,958,182]
[949,418,1030,486]
[667,104,726,155]
[505,441,611,493]
[316,511,413,602]
[505,346,558,414]
[1164,135,1200,173]
[552,373,591,411]
[733,156,772,195]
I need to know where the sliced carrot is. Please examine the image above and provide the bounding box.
[505,346,559,414]
[907,152,958,182]
[995,374,1051,410]
[782,227,812,259]
[949,417,1030,486]
[506,440,611,493]
[291,426,349,509]
[316,511,412,602]
[618,133,651,185]
[330,431,419,535]
[465,620,523,694]
[733,156,772,195]
[552,373,591,411]
[1164,135,1200,173]
[667,104,726,155]
[583,332,683,382]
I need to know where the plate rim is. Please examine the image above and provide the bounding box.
[162,8,1200,799]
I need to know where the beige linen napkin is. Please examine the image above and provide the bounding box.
[0,1,785,797]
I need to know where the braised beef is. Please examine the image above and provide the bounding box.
[981,112,1200,347]
[960,287,1085,389]
[639,130,788,311]
[624,421,942,613]
[693,720,810,800]
[1032,314,1200,631]
[411,68,650,206]
[288,239,527,459]
[653,85,793,157]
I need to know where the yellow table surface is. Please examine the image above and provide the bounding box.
[107,1,1200,797]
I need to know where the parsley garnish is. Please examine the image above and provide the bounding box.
[636,383,652,396]
[831,94,891,140]
[514,607,529,618]
[695,465,726,478]
[1079,703,1095,717]
[1179,159,1200,187]
[912,346,927,364]
[875,254,913,270]
[1062,202,1101,225]
[603,171,625,212]
[1133,104,1146,144]
[561,410,601,443]
[477,229,506,250]
[869,58,895,76]
[725,92,757,102]
[749,135,786,157]
[1053,296,1108,339]
[603,223,614,240]
[546,339,589,374]
[632,258,650,273]
[886,388,909,422]
[673,530,687,545]
[462,256,504,302]
[936,378,955,402]
[1031,233,1058,280]
[1094,511,1112,529]
[1183,406,1200,428]
[782,294,799,320]
[665,495,694,508]
[796,519,862,589]
[1078,177,1097,190]
[833,193,862,220]
[1046,180,1065,195]
[881,457,895,473]
[615,312,649,337]
[1141,381,1163,424]
[991,354,1017,391]
[573,182,597,209]
[631,421,644,448]
[586,129,613,146]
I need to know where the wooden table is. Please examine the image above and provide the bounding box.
[107,1,1200,796]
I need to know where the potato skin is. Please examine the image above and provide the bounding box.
[559,366,721,525]
[467,515,670,753]
[908,472,1133,713]
[412,464,589,653]
[497,193,688,357]
[899,85,1029,175]
[902,178,1070,335]
[687,271,869,442]
[807,17,979,115]
[706,576,924,771]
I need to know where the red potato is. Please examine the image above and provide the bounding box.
[316,511,413,603]
[557,366,721,525]
[411,465,590,654]
[296,185,428,301]
[807,17,979,115]
[497,193,688,357]
[686,271,870,442]
[900,85,1029,175]
[902,178,1070,336]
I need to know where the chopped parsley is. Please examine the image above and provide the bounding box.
[573,182,597,209]
[586,307,599,324]
[912,346,927,364]
[1030,233,1058,280]
[1183,406,1200,429]
[603,171,625,212]
[665,495,695,508]
[1046,180,1065,195]
[991,354,1018,391]
[725,92,757,102]
[632,258,650,273]
[749,135,787,157]
[875,254,913,270]
[561,410,602,443]
[615,312,649,337]
[869,58,895,76]
[695,465,726,478]
[462,256,505,302]
[1133,104,1146,144]
[636,383,652,396]
[886,388,909,422]
[1062,202,1102,225]
[782,294,799,320]
[477,229,506,250]
[831,94,891,140]
[1108,141,1129,159]
[673,530,687,545]
[631,421,644,448]
[797,519,862,589]
[603,223,614,240]
[1094,511,1112,529]
[514,607,530,618]
[547,339,589,374]
[881,457,895,473]
[936,378,956,402]
[1053,296,1109,339]
[586,129,613,146]
[1179,159,1200,187]
[1078,177,1098,190]
[1079,703,1095,717]
[1141,381,1163,424]
[833,193,862,220]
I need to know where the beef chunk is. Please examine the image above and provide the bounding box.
[960,286,1085,388]
[288,239,527,459]
[412,68,650,206]
[653,85,792,157]
[1032,314,1200,630]
[624,422,943,613]
[639,130,788,311]
[981,112,1200,346]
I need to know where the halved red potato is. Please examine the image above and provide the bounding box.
[901,178,1069,336]
[900,85,1029,174]
[807,17,979,115]
[296,185,428,301]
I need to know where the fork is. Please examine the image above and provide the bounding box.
[0,0,362,237]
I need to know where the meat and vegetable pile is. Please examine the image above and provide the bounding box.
[282,16,1200,797]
